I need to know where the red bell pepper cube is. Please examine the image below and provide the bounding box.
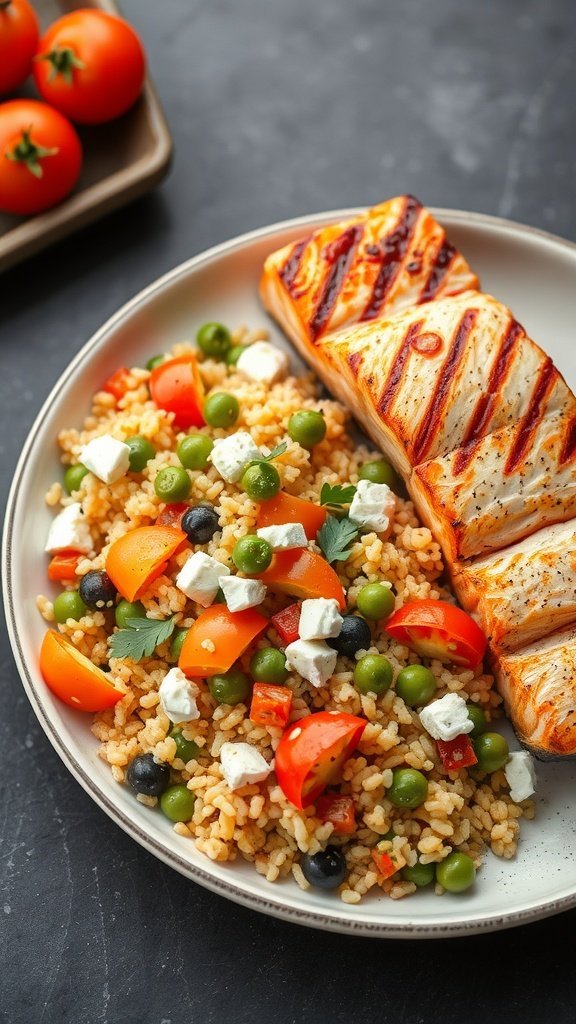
[47,551,81,581]
[437,734,478,772]
[316,793,356,835]
[271,603,301,645]
[370,842,406,878]
[249,683,293,728]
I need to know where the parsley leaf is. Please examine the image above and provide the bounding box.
[317,515,359,563]
[108,615,176,662]
[260,442,288,462]
[320,482,357,508]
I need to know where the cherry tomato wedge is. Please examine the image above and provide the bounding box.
[385,600,487,670]
[106,526,186,602]
[156,502,189,528]
[316,793,356,835]
[179,606,268,678]
[436,734,478,772]
[40,630,122,712]
[249,683,292,728]
[47,550,80,582]
[149,355,205,429]
[271,603,301,645]
[102,367,132,401]
[261,549,345,610]
[275,711,366,809]
[257,492,327,540]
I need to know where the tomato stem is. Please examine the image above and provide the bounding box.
[36,46,86,85]
[6,129,59,179]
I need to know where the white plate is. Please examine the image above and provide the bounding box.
[4,209,576,938]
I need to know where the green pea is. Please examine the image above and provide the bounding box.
[249,647,288,684]
[395,665,437,707]
[359,459,401,493]
[197,322,232,359]
[240,461,280,501]
[53,590,87,624]
[204,392,240,428]
[473,732,509,773]
[208,670,252,705]
[154,466,191,502]
[401,861,435,887]
[169,627,189,661]
[169,728,201,764]
[226,345,247,366]
[146,354,165,371]
[466,704,488,739]
[125,436,155,473]
[387,768,428,809]
[160,784,195,822]
[115,600,146,628]
[232,535,273,574]
[287,410,327,448]
[356,582,395,621]
[436,852,476,893]
[354,654,393,695]
[177,433,214,470]
[63,464,88,495]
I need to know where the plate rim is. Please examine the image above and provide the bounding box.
[4,206,576,939]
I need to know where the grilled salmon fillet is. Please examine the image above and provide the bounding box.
[452,520,576,653]
[492,629,576,758]
[260,195,478,362]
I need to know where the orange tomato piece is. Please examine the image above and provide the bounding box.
[40,630,123,712]
[257,492,328,540]
[102,367,132,401]
[249,682,293,728]
[106,526,186,602]
[47,550,81,581]
[260,549,345,609]
[149,355,205,429]
[179,605,268,678]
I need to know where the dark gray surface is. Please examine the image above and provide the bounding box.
[2,1,576,1021]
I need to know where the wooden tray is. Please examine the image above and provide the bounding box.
[0,0,173,272]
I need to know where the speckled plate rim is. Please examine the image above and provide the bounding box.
[4,207,576,939]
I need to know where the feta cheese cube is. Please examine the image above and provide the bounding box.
[298,598,343,641]
[45,502,92,554]
[220,742,272,791]
[176,551,230,606]
[256,522,307,551]
[210,431,262,483]
[220,575,267,612]
[418,692,473,741]
[348,479,396,534]
[80,434,131,485]
[504,751,536,802]
[236,341,289,385]
[159,667,200,724]
[284,638,337,688]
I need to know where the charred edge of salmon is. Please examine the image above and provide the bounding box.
[347,351,363,376]
[361,195,423,322]
[279,236,312,295]
[504,358,556,474]
[520,737,576,761]
[418,238,456,302]
[308,224,364,341]
[411,308,478,464]
[377,320,426,415]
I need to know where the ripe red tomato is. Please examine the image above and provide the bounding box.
[275,711,366,809]
[0,100,82,215]
[149,356,205,429]
[0,0,39,96]
[385,599,487,670]
[33,10,146,125]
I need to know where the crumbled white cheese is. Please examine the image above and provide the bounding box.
[175,551,230,606]
[220,575,267,612]
[298,598,343,641]
[209,431,262,483]
[504,751,536,802]
[419,692,474,741]
[256,522,307,551]
[348,479,396,534]
[236,341,289,385]
[159,668,200,724]
[45,502,92,554]
[80,434,131,485]
[220,742,272,790]
[284,638,337,688]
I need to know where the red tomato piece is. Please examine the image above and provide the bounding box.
[275,711,366,809]
[47,550,81,582]
[249,683,293,728]
[436,734,478,772]
[370,848,399,880]
[102,367,132,401]
[316,793,356,835]
[385,600,487,670]
[149,356,205,429]
[261,548,345,609]
[0,99,82,215]
[271,603,301,645]
[156,503,189,528]
[0,0,39,96]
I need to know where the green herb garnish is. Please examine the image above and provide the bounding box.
[108,615,176,661]
[320,482,356,508]
[317,515,359,564]
[260,442,288,462]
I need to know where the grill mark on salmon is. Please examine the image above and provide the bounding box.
[309,225,364,340]
[279,236,311,295]
[347,351,363,376]
[560,414,576,465]
[378,320,426,415]
[419,239,456,302]
[505,357,556,474]
[361,195,422,321]
[412,309,478,463]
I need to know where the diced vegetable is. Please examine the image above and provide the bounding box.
[257,491,327,540]
[249,682,292,728]
[102,367,132,401]
[39,630,123,711]
[370,842,406,879]
[316,793,356,834]
[437,734,478,772]
[156,502,189,527]
[275,710,366,809]
[271,603,301,645]
[149,355,205,429]
[178,605,268,678]
[385,599,487,670]
[106,525,187,602]
[260,549,345,609]
[47,550,80,581]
